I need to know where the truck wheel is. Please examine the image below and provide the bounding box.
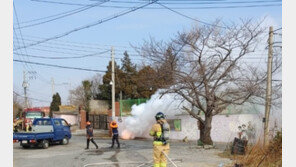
[42,140,49,149]
[21,143,30,149]
[61,137,69,145]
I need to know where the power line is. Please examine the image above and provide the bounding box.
[90,4,282,9]
[273,27,282,33]
[14,35,134,50]
[13,2,34,71]
[107,0,282,5]
[32,0,282,9]
[14,37,137,54]
[14,59,107,72]
[14,50,110,59]
[14,0,158,51]
[13,29,28,70]
[31,0,91,6]
[156,2,227,29]
[16,0,109,29]
[30,0,230,6]
[21,1,107,24]
[14,37,140,56]
[14,91,51,103]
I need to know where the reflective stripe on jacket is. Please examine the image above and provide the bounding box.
[150,123,163,145]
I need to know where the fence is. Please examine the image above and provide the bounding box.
[120,98,149,116]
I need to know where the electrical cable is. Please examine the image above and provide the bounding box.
[272,27,282,33]
[31,0,90,6]
[16,0,110,29]
[14,0,158,51]
[13,3,34,71]
[13,59,107,73]
[14,91,51,103]
[14,50,110,59]
[15,35,134,50]
[13,29,28,70]
[156,2,227,29]
[90,4,282,9]
[32,0,281,9]
[107,0,281,5]
[20,0,108,24]
[14,38,142,55]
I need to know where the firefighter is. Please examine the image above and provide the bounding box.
[25,120,32,132]
[85,121,98,150]
[110,120,120,148]
[149,112,170,167]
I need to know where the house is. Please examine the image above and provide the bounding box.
[53,105,79,126]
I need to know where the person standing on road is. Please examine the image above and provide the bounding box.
[109,120,120,148]
[85,121,98,150]
[149,112,170,167]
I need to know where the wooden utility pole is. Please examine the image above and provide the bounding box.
[264,26,273,147]
[22,71,29,108]
[51,77,55,96]
[111,46,115,121]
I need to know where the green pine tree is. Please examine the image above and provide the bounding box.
[49,93,61,117]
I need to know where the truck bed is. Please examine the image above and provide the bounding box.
[13,132,54,141]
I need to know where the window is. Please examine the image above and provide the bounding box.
[34,120,52,125]
[167,119,181,131]
[26,112,43,119]
[43,120,52,125]
[36,120,43,125]
[54,120,61,126]
[61,120,69,126]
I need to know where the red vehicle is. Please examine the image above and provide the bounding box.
[19,108,45,131]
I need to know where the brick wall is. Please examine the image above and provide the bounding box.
[108,102,120,117]
[80,110,86,129]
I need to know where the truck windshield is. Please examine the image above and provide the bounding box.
[26,112,43,119]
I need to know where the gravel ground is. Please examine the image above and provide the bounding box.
[13,135,233,167]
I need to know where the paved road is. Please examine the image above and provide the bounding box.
[13,135,232,167]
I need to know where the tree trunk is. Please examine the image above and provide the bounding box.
[199,115,213,145]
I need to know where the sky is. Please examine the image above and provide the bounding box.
[12,0,282,107]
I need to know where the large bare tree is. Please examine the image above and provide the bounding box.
[138,20,273,145]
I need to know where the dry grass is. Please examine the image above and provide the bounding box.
[233,132,282,167]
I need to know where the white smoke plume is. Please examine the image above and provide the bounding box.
[120,90,188,139]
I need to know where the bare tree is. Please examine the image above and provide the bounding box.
[68,74,103,107]
[138,19,273,145]
[13,91,24,119]
[68,85,86,107]
[90,73,102,99]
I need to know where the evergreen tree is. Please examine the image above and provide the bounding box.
[49,93,61,117]
[98,61,122,108]
[120,51,138,99]
[136,66,157,98]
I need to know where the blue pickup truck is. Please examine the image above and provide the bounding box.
[13,118,72,149]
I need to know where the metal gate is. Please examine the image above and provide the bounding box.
[89,114,108,130]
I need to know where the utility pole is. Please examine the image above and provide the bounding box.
[119,91,122,120]
[22,71,29,108]
[51,77,55,96]
[111,46,115,121]
[264,26,273,147]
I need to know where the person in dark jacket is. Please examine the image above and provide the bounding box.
[110,120,120,148]
[85,121,98,150]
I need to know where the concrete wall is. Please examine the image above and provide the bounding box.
[53,114,79,126]
[89,100,109,115]
[115,113,281,143]
[169,113,281,143]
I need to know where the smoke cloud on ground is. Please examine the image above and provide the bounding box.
[120,90,188,139]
